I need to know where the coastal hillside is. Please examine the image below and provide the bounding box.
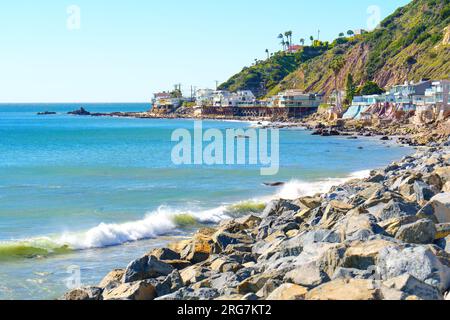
[218,46,329,98]
[221,0,450,97]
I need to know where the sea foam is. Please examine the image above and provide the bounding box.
[0,170,370,257]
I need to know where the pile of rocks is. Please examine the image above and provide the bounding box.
[63,146,450,301]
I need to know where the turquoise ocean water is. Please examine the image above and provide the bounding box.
[0,103,412,299]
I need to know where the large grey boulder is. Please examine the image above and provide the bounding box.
[395,219,436,244]
[331,267,375,280]
[103,280,156,300]
[301,229,341,245]
[377,199,419,221]
[154,270,184,297]
[413,181,436,204]
[124,255,174,283]
[212,231,253,251]
[376,245,450,292]
[98,269,125,290]
[261,199,300,219]
[148,248,180,261]
[383,274,443,300]
[284,262,330,288]
[155,288,219,300]
[426,193,450,223]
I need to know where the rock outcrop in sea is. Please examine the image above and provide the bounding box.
[63,139,450,301]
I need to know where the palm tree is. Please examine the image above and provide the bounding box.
[281,40,286,50]
[299,38,305,46]
[339,32,345,38]
[347,30,354,37]
[285,31,293,48]
[310,36,314,45]
[284,32,290,48]
[278,33,285,50]
[329,57,345,111]
[265,49,270,59]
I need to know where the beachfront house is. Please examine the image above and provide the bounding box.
[269,89,323,117]
[211,90,256,107]
[343,95,383,120]
[415,80,450,123]
[195,88,215,107]
[386,80,432,111]
[151,92,182,114]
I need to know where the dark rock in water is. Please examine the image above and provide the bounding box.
[380,136,390,141]
[358,147,364,150]
[263,182,285,187]
[348,136,358,140]
[37,111,56,115]
[329,130,340,136]
[68,107,91,116]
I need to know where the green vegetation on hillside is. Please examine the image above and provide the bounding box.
[220,0,450,98]
[218,45,329,98]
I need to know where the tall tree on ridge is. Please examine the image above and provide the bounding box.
[265,49,270,59]
[278,33,285,50]
[310,35,314,45]
[345,73,356,106]
[300,38,305,46]
[329,56,345,110]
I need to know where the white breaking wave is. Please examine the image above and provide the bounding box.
[3,170,371,253]
[57,205,230,250]
[275,170,371,200]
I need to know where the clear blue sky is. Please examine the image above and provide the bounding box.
[0,0,411,103]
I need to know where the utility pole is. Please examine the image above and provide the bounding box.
[215,80,219,90]
[317,29,320,41]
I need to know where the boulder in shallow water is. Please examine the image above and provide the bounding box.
[123,255,174,283]
[68,107,91,116]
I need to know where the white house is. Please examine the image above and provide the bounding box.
[195,89,215,106]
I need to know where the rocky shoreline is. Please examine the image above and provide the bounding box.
[62,128,450,300]
[66,107,450,148]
